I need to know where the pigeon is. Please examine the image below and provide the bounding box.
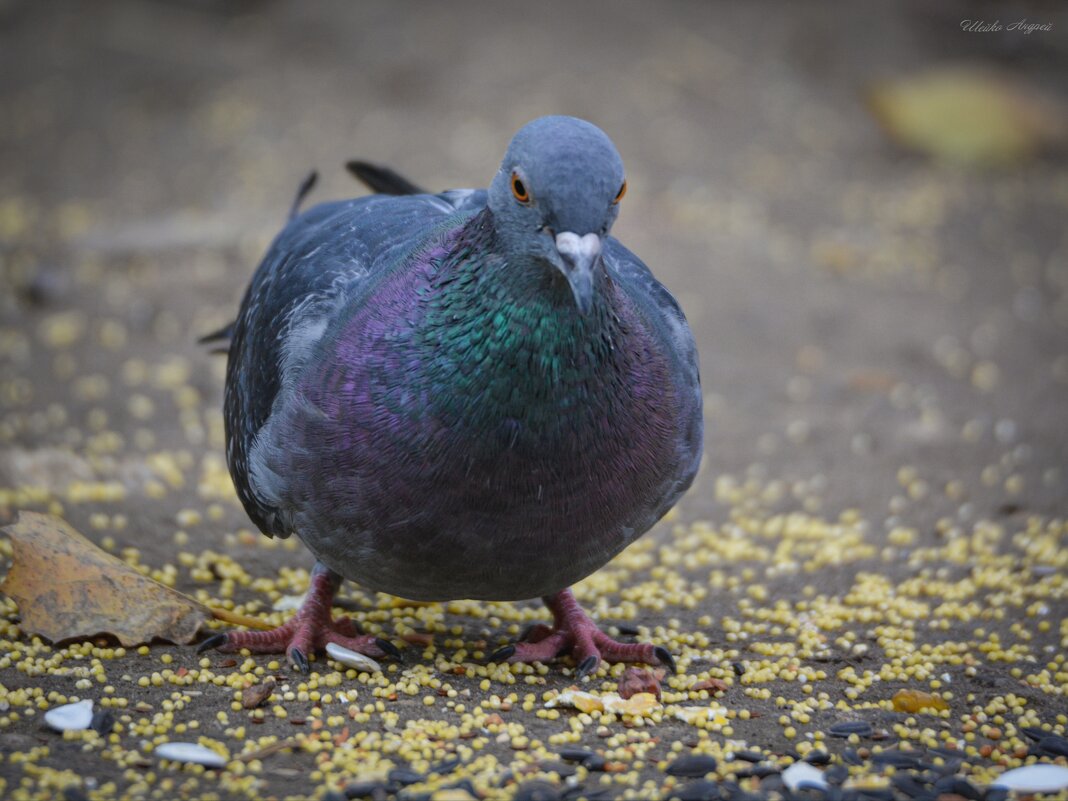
[199,116,703,677]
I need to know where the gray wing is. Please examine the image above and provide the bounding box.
[603,238,704,500]
[225,189,486,537]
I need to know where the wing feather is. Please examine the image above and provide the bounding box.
[225,190,484,536]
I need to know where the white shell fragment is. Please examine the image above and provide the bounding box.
[545,688,661,716]
[44,699,94,732]
[325,642,382,673]
[782,761,829,792]
[671,704,729,727]
[154,742,227,768]
[272,593,307,612]
[991,764,1068,793]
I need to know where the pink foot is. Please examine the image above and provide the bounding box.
[197,563,399,673]
[491,589,676,678]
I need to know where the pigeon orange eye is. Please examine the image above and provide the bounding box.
[511,173,530,204]
[613,180,627,204]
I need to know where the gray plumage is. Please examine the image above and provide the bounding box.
[222,115,703,603]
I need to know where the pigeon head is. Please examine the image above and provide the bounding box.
[488,116,627,314]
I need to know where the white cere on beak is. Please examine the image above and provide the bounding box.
[555,232,602,263]
[554,232,603,315]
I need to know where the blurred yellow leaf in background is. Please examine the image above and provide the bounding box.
[867,67,1068,166]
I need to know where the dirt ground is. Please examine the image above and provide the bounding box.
[1,2,1067,800]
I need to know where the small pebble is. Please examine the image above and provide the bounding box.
[44,699,94,732]
[154,742,227,768]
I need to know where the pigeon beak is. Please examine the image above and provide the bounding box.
[554,232,602,315]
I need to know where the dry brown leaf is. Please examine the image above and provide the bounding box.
[618,667,662,700]
[242,678,276,709]
[235,736,303,763]
[0,511,212,646]
[693,677,729,693]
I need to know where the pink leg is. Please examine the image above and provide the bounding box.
[491,589,676,679]
[197,563,399,673]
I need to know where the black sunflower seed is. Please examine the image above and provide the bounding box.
[669,779,724,801]
[829,721,873,738]
[666,754,719,777]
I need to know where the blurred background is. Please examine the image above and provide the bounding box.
[1,0,1067,548]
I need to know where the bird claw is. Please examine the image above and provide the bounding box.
[375,637,403,662]
[502,589,679,674]
[654,646,677,674]
[576,655,600,680]
[196,633,228,654]
[288,647,310,675]
[489,644,516,663]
